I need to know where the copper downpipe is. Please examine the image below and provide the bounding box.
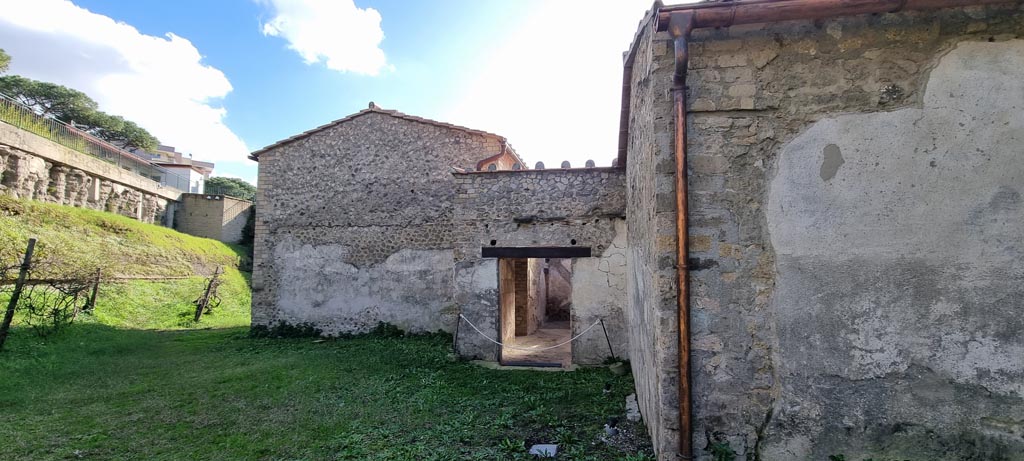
[669,11,696,461]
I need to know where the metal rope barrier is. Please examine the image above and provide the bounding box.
[458,313,602,352]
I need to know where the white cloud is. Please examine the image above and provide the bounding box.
[442,1,696,168]
[0,0,250,167]
[259,0,389,76]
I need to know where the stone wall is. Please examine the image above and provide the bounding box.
[545,259,571,321]
[451,168,629,364]
[624,8,682,457]
[176,193,253,243]
[626,4,1024,460]
[220,196,252,244]
[251,111,507,335]
[0,123,174,224]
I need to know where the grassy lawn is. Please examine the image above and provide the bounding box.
[1,197,652,460]
[91,270,252,330]
[0,325,652,461]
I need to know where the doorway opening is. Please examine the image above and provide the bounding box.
[497,257,574,367]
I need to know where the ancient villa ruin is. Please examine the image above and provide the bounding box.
[251,1,1024,460]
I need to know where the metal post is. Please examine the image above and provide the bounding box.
[452,313,461,355]
[0,238,37,350]
[600,319,616,360]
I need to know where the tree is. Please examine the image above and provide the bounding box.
[205,177,256,201]
[0,75,98,121]
[0,75,158,151]
[0,49,10,74]
[94,117,159,152]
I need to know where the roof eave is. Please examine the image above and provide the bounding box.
[248,106,510,160]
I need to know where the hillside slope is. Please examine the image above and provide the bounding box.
[0,195,242,277]
[0,195,250,329]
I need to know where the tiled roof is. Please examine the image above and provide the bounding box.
[248,103,509,160]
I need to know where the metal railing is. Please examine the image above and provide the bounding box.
[203,184,255,202]
[0,92,192,192]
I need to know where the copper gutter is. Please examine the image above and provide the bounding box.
[475,140,527,171]
[655,0,1018,30]
[627,0,1022,459]
[475,141,509,171]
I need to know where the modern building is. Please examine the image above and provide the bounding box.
[140,145,214,193]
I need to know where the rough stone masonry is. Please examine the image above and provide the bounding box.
[624,3,1024,460]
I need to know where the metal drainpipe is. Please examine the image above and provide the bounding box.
[668,11,695,461]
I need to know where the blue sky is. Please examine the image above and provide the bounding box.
[0,0,672,183]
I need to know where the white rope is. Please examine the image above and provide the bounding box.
[458,314,602,352]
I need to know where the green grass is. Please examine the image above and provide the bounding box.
[91,268,251,330]
[0,327,652,460]
[0,194,243,278]
[1,194,250,331]
[0,197,652,460]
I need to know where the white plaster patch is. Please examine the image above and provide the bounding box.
[467,259,498,293]
[768,40,1024,262]
[845,308,908,379]
[572,219,630,364]
[945,336,1024,396]
[927,299,960,321]
[273,237,455,334]
[768,39,1024,408]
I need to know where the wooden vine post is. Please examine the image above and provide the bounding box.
[193,266,222,322]
[0,238,37,351]
[85,268,101,313]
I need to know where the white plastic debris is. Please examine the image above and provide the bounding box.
[626,393,641,422]
[528,444,558,457]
